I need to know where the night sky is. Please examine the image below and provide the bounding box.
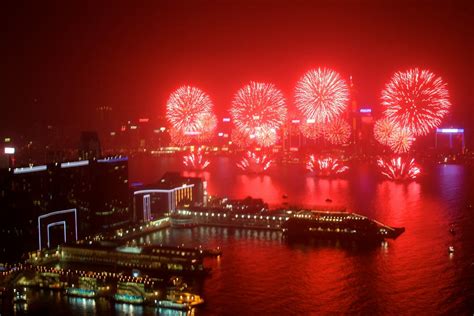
[2,1,473,139]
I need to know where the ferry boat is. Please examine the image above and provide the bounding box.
[282,210,405,241]
[170,211,197,228]
[157,291,204,310]
[66,287,97,298]
[13,288,27,303]
[114,293,144,305]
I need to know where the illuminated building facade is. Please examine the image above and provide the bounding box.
[133,172,205,223]
[0,157,131,262]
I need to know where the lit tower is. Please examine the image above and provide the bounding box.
[348,75,359,145]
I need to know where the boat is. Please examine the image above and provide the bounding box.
[202,246,222,257]
[448,246,455,253]
[325,198,332,203]
[13,288,27,303]
[114,293,144,304]
[66,287,97,298]
[157,291,204,310]
[282,210,405,242]
[170,211,197,228]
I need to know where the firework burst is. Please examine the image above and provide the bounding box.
[169,127,192,146]
[381,68,450,136]
[323,118,351,145]
[388,127,414,154]
[231,81,287,147]
[374,118,399,146]
[231,128,252,148]
[295,68,349,123]
[236,151,273,173]
[253,127,279,147]
[299,119,324,140]
[306,156,349,176]
[183,149,210,170]
[166,86,216,137]
[377,156,421,180]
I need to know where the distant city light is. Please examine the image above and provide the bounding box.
[4,138,11,143]
[306,118,316,124]
[184,131,201,136]
[291,119,300,124]
[13,165,47,174]
[110,132,116,136]
[60,160,89,168]
[139,118,149,123]
[4,147,15,154]
[218,132,224,137]
[436,128,464,134]
[97,157,128,163]
[222,117,231,122]
[130,125,138,130]
[359,108,372,113]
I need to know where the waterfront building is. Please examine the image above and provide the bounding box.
[132,172,205,223]
[0,156,130,263]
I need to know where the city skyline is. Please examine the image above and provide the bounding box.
[2,1,473,138]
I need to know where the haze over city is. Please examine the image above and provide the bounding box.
[1,1,473,315]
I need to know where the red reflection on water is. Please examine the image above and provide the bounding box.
[303,176,349,207]
[234,175,282,204]
[375,181,421,224]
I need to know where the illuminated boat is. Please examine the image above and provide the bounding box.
[66,287,97,298]
[13,288,27,303]
[282,210,405,241]
[157,291,204,310]
[114,293,144,305]
[170,211,197,228]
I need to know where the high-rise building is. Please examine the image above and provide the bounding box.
[0,156,131,263]
[79,131,101,160]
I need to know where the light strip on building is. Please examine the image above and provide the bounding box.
[13,165,47,174]
[133,184,195,195]
[97,157,128,163]
[38,208,77,250]
[436,128,464,134]
[60,160,89,168]
[222,118,231,122]
[4,147,15,154]
[359,108,372,113]
[46,221,67,248]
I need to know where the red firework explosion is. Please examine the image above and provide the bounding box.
[183,149,210,170]
[295,68,349,123]
[195,113,217,143]
[299,119,324,140]
[231,128,252,148]
[388,127,414,154]
[377,156,421,180]
[236,151,273,173]
[323,118,351,145]
[230,81,287,147]
[374,118,400,146]
[306,156,349,176]
[169,127,191,146]
[381,68,451,136]
[166,86,216,136]
[252,127,279,147]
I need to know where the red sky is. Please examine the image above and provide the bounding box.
[2,0,473,139]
